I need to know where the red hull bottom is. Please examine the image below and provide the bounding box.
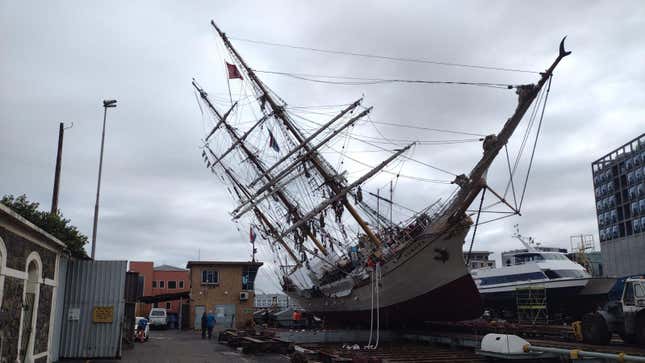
[315,274,483,328]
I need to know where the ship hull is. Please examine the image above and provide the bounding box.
[288,223,483,327]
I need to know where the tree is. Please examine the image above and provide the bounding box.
[1,194,88,257]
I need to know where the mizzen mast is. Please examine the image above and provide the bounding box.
[193,80,330,256]
[211,20,386,252]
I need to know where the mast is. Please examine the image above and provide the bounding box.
[209,113,270,168]
[248,98,364,188]
[194,80,330,256]
[282,143,414,237]
[250,107,372,196]
[205,144,302,265]
[447,38,571,221]
[211,20,385,251]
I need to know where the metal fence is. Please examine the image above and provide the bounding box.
[58,260,127,359]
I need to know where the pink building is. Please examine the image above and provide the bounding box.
[129,261,189,316]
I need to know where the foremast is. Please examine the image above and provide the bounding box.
[444,38,571,225]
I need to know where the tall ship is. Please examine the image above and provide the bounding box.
[471,231,616,321]
[195,21,571,326]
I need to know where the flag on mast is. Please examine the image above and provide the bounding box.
[268,130,280,152]
[249,225,257,243]
[226,62,243,79]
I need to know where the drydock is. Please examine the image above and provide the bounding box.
[218,322,645,362]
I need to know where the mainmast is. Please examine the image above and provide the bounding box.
[211,21,386,253]
[447,38,571,222]
[193,80,330,256]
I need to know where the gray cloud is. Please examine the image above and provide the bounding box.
[2,0,644,291]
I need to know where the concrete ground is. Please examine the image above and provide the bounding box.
[90,329,290,363]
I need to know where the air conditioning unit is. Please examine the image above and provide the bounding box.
[239,291,249,301]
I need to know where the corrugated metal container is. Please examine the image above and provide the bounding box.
[59,260,127,359]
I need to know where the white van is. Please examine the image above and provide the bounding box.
[148,308,168,329]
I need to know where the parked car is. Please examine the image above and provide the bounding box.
[148,308,168,329]
[134,317,149,342]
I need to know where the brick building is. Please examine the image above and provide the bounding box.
[0,203,65,363]
[186,261,262,330]
[128,262,189,316]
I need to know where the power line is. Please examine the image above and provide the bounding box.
[229,36,540,74]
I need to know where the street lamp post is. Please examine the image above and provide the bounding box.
[91,99,117,260]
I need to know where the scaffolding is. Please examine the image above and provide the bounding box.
[515,285,548,324]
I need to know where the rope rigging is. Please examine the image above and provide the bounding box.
[255,69,518,89]
[228,35,540,74]
[198,22,568,303]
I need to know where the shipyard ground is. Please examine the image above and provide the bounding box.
[74,323,645,362]
[80,329,290,363]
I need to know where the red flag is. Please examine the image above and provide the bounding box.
[226,62,243,79]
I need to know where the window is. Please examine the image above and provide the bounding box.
[480,272,546,286]
[179,280,184,289]
[153,302,159,308]
[635,284,645,298]
[152,280,157,288]
[166,302,172,309]
[159,280,165,288]
[168,280,177,289]
[242,265,259,290]
[624,282,635,305]
[202,270,219,285]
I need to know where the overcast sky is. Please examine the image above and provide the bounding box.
[1,1,644,292]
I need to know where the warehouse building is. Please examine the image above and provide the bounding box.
[592,133,645,277]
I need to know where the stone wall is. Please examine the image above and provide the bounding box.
[0,225,56,279]
[0,277,24,361]
[35,284,53,354]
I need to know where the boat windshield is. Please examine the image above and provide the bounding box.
[515,253,568,264]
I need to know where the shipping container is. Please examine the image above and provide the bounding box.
[58,260,126,359]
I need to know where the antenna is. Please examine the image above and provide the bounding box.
[512,225,537,252]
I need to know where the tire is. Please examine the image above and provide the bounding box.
[619,333,637,344]
[636,315,645,347]
[582,313,611,345]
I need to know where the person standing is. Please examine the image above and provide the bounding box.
[201,311,208,339]
[206,310,216,339]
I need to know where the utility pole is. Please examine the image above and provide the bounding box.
[51,122,65,214]
[91,99,117,260]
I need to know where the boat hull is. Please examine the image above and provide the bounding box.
[479,277,615,320]
[288,223,483,327]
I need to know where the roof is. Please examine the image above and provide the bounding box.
[186,260,263,268]
[137,291,190,303]
[464,251,493,255]
[154,264,187,272]
[0,203,67,250]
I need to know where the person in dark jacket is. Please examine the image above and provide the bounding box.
[201,311,208,339]
[206,310,216,339]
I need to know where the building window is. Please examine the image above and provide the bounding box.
[152,280,157,288]
[202,270,219,285]
[166,302,172,309]
[153,302,158,308]
[168,280,177,289]
[159,280,165,288]
[179,280,184,289]
[242,265,258,290]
